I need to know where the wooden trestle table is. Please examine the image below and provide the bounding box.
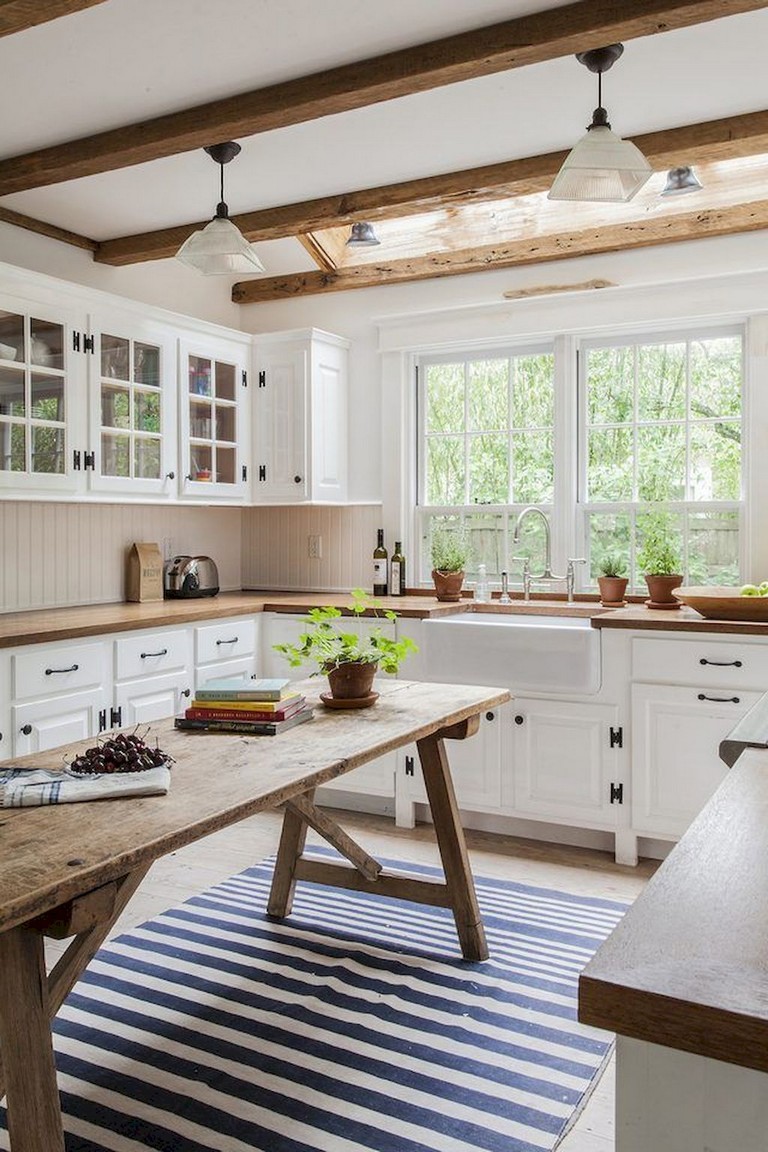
[0,678,509,1152]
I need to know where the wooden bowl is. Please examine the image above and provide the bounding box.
[672,586,768,621]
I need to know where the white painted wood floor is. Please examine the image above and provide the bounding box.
[47,808,657,1152]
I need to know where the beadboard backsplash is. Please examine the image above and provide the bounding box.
[242,505,381,592]
[0,502,383,613]
[0,502,242,613]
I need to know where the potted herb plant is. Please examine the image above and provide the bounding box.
[431,526,470,602]
[637,513,683,608]
[273,588,418,707]
[597,552,629,607]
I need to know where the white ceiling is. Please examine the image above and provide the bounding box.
[0,0,766,276]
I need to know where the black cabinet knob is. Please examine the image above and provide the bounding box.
[485,711,495,722]
[514,715,524,725]
[294,475,302,484]
[181,688,191,698]
[20,724,32,735]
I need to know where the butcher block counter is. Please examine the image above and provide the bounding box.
[3,592,768,649]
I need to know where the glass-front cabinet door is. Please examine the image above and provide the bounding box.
[179,336,249,500]
[88,314,177,497]
[0,301,81,493]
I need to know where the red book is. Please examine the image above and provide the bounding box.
[185,698,306,723]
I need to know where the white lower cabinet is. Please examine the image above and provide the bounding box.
[112,625,194,730]
[13,687,109,756]
[631,682,761,840]
[509,699,623,830]
[395,705,506,827]
[194,616,259,690]
[10,637,111,756]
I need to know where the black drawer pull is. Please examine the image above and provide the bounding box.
[216,637,238,645]
[699,658,742,667]
[20,724,32,735]
[45,663,79,675]
[698,693,740,704]
[141,648,168,659]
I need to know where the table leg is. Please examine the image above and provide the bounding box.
[0,926,65,1152]
[416,726,489,962]
[268,789,315,916]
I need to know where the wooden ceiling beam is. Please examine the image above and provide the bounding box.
[0,0,107,37]
[0,205,96,251]
[0,0,764,194]
[93,109,768,266]
[231,200,768,303]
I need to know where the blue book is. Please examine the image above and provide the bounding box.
[195,677,294,702]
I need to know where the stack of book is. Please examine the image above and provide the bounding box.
[174,678,313,736]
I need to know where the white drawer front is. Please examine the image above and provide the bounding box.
[13,641,109,701]
[194,657,255,691]
[115,628,191,681]
[632,636,768,689]
[196,618,256,665]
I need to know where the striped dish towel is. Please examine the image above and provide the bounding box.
[0,764,171,807]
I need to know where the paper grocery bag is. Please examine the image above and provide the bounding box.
[126,542,164,602]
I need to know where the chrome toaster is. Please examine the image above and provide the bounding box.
[163,555,220,598]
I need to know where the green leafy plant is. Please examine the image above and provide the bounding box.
[637,513,682,575]
[598,551,627,578]
[273,588,418,676]
[431,526,470,573]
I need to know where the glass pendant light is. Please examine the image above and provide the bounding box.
[549,44,653,203]
[660,166,703,196]
[176,142,265,275]
[345,222,381,248]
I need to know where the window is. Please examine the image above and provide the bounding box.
[417,346,555,580]
[580,329,743,589]
[415,325,744,590]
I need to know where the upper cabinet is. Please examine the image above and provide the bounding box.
[0,294,83,494]
[253,328,349,503]
[179,334,250,502]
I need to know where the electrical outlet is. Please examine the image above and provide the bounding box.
[308,534,322,559]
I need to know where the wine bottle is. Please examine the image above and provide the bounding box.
[373,529,388,596]
[389,541,406,596]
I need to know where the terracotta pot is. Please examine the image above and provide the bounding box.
[598,575,628,607]
[644,572,683,608]
[432,568,465,603]
[326,660,377,700]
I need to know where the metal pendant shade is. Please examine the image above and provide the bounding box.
[549,44,653,204]
[176,142,265,275]
[346,221,381,248]
[660,166,703,196]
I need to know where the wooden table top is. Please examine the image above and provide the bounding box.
[579,747,768,1073]
[0,678,509,935]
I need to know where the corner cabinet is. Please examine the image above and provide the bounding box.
[252,328,349,503]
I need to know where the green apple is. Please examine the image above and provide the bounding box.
[740,584,761,596]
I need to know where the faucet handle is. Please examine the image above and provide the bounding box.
[567,557,587,569]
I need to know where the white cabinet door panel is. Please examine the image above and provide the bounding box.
[115,674,192,728]
[13,640,110,700]
[13,688,107,756]
[398,705,506,812]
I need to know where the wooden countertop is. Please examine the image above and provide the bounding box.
[579,747,768,1074]
[0,592,467,648]
[3,591,767,648]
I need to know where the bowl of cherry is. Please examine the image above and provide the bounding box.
[68,731,172,776]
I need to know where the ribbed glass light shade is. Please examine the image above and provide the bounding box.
[548,125,653,203]
[660,166,703,196]
[346,221,381,248]
[176,217,266,275]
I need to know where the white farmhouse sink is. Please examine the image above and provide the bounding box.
[423,612,601,695]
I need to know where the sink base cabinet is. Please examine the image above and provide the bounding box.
[510,699,624,831]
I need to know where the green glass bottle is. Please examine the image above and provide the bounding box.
[373,529,388,596]
[389,541,405,596]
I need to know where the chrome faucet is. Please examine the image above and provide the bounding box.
[512,507,586,602]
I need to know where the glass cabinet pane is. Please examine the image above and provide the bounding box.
[135,390,160,433]
[216,446,236,484]
[0,368,25,416]
[215,404,235,443]
[31,373,65,422]
[189,356,211,397]
[134,437,161,479]
[135,342,160,387]
[0,423,25,471]
[190,445,212,481]
[101,382,130,429]
[0,312,23,362]
[190,398,212,440]
[101,334,129,380]
[101,432,130,477]
[214,361,236,401]
[30,319,64,371]
[31,426,65,473]
[96,331,165,484]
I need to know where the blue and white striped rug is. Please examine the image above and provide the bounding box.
[0,850,627,1152]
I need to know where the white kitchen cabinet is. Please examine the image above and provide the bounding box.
[509,698,623,830]
[112,625,194,729]
[0,291,84,495]
[179,334,250,501]
[631,682,761,840]
[194,615,259,690]
[253,328,348,503]
[10,635,111,755]
[87,309,177,499]
[395,704,507,827]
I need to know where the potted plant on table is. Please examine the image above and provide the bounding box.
[597,552,629,607]
[273,588,418,708]
[431,526,471,602]
[637,513,683,608]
